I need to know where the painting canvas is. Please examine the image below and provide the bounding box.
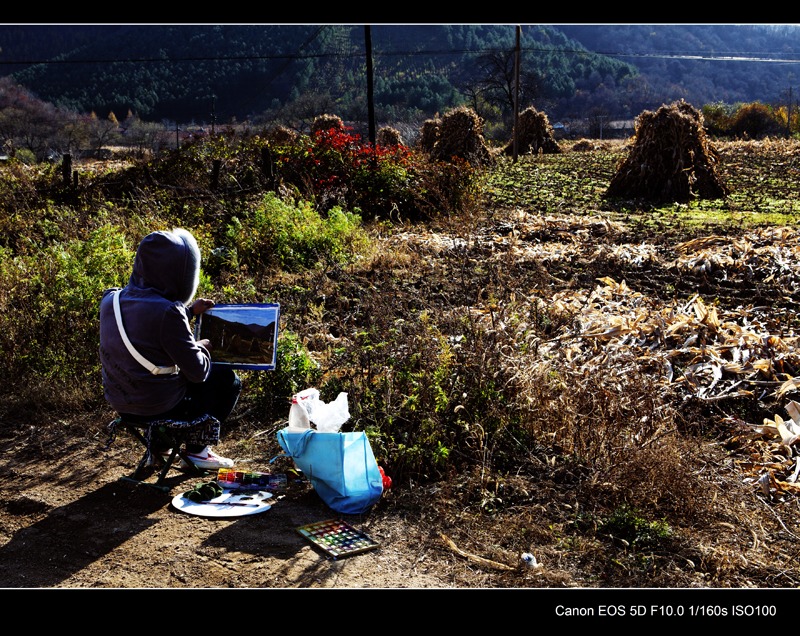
[195,303,280,371]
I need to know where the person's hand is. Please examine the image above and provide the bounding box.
[190,298,215,316]
[198,338,212,350]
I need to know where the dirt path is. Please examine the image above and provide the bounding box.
[0,425,457,589]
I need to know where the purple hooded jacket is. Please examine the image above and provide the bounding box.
[99,229,211,416]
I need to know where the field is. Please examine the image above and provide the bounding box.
[2,137,800,593]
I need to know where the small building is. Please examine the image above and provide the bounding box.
[607,120,635,139]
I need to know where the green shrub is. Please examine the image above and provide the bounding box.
[242,330,322,423]
[0,224,133,413]
[316,307,516,482]
[701,101,737,137]
[703,101,785,139]
[730,101,784,138]
[221,192,368,273]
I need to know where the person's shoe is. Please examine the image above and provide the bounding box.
[184,446,234,470]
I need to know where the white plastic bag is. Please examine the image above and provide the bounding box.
[290,388,350,432]
[295,388,319,416]
[311,392,350,432]
[287,396,311,431]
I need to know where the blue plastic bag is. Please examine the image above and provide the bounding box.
[277,428,384,514]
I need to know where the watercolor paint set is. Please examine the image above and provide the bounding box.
[216,468,287,492]
[296,519,380,559]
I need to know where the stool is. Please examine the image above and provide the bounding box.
[105,413,221,493]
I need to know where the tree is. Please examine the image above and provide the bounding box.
[0,77,68,160]
[123,115,171,157]
[259,90,339,132]
[87,111,122,153]
[458,49,541,135]
[55,112,93,156]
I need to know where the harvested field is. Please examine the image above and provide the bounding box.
[2,138,800,597]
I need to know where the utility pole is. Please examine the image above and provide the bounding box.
[365,25,376,145]
[513,25,521,162]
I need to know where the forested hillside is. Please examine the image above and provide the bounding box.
[560,24,800,109]
[1,24,799,129]
[4,24,633,125]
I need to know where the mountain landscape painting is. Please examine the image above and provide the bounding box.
[196,303,280,369]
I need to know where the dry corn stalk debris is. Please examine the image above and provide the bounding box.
[390,212,800,499]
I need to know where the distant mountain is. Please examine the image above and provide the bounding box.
[558,24,800,109]
[1,24,799,126]
[2,25,328,122]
